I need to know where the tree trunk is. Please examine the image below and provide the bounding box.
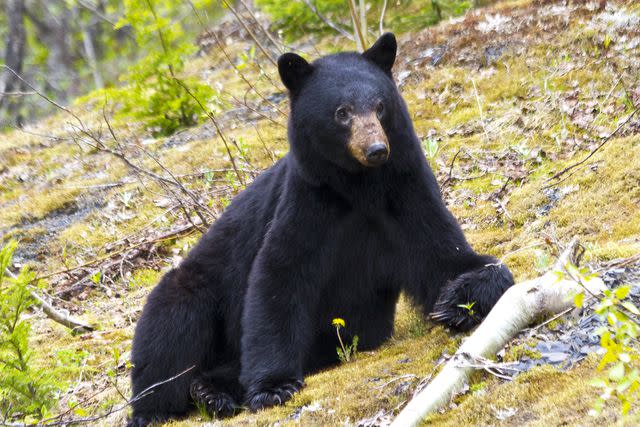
[0,0,27,126]
[73,5,104,89]
[25,0,75,102]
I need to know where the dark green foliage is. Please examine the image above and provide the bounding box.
[88,0,218,136]
[256,0,476,41]
[0,0,223,129]
[256,0,345,41]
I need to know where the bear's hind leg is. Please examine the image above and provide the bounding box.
[190,362,243,418]
[129,268,220,425]
[431,259,514,331]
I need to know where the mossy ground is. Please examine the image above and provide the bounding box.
[1,0,639,425]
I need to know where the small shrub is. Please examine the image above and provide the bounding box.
[589,285,640,416]
[0,241,61,420]
[571,267,640,417]
[86,0,219,136]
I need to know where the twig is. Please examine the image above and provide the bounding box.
[37,222,197,281]
[441,148,461,189]
[1,65,85,128]
[2,366,195,426]
[375,374,417,391]
[347,0,367,51]
[379,0,388,35]
[0,90,35,96]
[5,64,212,226]
[189,3,286,119]
[219,0,277,67]
[172,77,246,186]
[28,290,94,333]
[547,108,638,182]
[133,141,214,226]
[471,78,490,141]
[453,353,521,381]
[301,0,354,40]
[528,307,573,331]
[236,0,285,53]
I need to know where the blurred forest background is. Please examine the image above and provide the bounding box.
[0,0,477,129]
[1,0,640,426]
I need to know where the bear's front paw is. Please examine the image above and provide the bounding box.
[245,379,304,411]
[430,263,513,332]
[430,272,482,332]
[190,378,239,418]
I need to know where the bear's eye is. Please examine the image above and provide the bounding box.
[376,101,385,119]
[335,106,351,124]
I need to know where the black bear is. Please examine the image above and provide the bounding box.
[127,33,514,426]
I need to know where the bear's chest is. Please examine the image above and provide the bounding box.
[330,210,405,283]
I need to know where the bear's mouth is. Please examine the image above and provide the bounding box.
[348,113,390,167]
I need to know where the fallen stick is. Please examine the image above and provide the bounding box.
[4,268,94,334]
[391,237,606,427]
[29,289,94,334]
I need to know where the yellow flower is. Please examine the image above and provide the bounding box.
[332,318,346,328]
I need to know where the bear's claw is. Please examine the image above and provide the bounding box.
[190,378,239,418]
[246,379,304,411]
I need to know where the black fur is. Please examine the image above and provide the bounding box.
[128,33,514,426]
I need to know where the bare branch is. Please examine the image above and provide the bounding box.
[236,0,285,53]
[301,0,354,40]
[219,0,277,67]
[3,365,195,426]
[172,77,246,186]
[347,0,366,51]
[547,108,638,183]
[379,0,388,35]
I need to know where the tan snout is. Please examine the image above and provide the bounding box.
[348,113,390,167]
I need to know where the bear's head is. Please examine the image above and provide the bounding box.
[278,33,404,175]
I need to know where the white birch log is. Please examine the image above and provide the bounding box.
[391,237,606,427]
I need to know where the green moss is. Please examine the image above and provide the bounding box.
[425,358,623,426]
[0,187,82,227]
[128,268,162,289]
[504,342,542,363]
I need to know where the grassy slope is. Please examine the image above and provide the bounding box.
[1,0,639,425]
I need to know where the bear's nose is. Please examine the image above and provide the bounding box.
[365,142,389,166]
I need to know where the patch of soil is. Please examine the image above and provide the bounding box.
[1,195,104,266]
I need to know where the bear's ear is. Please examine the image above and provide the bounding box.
[278,53,313,93]
[362,33,397,75]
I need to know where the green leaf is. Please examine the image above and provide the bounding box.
[609,363,625,382]
[425,137,439,159]
[621,301,640,315]
[574,292,585,308]
[614,285,631,300]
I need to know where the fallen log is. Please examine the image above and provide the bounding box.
[392,237,606,426]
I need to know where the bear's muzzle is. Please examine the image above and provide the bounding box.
[348,113,390,167]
